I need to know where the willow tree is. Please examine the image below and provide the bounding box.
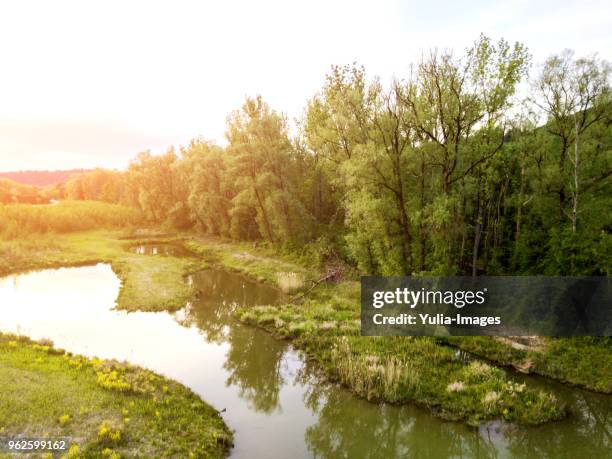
[226,96,310,244]
[127,149,187,224]
[179,139,232,235]
[304,65,421,274]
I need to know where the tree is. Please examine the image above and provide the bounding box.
[127,149,187,225]
[181,139,232,235]
[227,96,311,244]
[396,35,529,273]
[532,50,611,233]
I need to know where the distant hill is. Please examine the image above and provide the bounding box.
[0,169,91,187]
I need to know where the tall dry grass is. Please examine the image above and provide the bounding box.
[0,200,143,239]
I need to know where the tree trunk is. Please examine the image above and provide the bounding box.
[472,190,483,277]
[253,185,274,243]
[572,115,579,234]
[419,160,426,271]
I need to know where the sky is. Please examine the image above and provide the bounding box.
[0,0,610,171]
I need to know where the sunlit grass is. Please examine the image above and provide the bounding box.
[185,238,313,288]
[275,271,306,293]
[0,333,232,457]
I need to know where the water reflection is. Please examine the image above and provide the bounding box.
[0,265,610,459]
[296,364,497,458]
[180,270,288,413]
[223,324,286,413]
[498,374,612,458]
[131,267,612,458]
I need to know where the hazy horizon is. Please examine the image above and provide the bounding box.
[1,0,610,172]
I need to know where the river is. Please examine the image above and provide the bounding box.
[0,262,609,458]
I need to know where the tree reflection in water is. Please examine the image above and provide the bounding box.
[501,376,612,458]
[297,361,611,458]
[223,322,287,413]
[172,267,611,459]
[179,268,287,413]
[295,362,498,458]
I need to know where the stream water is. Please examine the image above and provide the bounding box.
[0,262,609,458]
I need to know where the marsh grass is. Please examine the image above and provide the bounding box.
[0,201,142,239]
[276,271,306,293]
[235,285,565,424]
[446,336,612,393]
[0,333,232,458]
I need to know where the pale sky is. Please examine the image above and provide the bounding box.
[0,0,610,171]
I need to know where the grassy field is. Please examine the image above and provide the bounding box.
[0,333,232,458]
[0,231,205,311]
[0,201,142,239]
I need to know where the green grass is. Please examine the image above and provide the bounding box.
[185,238,314,289]
[0,333,232,458]
[446,336,612,393]
[0,231,206,311]
[112,251,205,312]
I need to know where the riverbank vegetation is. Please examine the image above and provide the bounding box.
[0,333,232,458]
[444,336,612,393]
[2,229,608,424]
[185,238,569,425]
[186,237,611,396]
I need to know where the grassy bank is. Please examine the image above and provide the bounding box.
[0,231,205,311]
[184,238,313,288]
[444,336,612,393]
[0,333,232,458]
[237,306,565,425]
[185,238,569,425]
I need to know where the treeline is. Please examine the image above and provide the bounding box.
[0,178,48,204]
[56,36,612,275]
[0,169,89,204]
